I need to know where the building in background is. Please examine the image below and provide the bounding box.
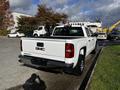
[12,12,32,28]
[10,12,32,33]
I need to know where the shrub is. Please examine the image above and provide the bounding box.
[0,29,10,36]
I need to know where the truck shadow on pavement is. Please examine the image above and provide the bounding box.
[8,73,47,90]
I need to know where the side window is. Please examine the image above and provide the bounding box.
[69,27,84,36]
[38,27,42,30]
[53,28,64,35]
[86,28,91,37]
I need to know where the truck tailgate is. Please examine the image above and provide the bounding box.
[21,38,66,62]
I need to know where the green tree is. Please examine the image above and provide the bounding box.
[0,0,14,30]
[17,17,38,36]
[17,4,68,36]
[36,5,68,25]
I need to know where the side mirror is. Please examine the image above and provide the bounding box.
[91,33,98,37]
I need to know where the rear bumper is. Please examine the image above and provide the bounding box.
[19,55,73,69]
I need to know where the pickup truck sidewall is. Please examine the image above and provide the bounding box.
[91,41,97,54]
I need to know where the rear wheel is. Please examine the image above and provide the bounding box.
[16,35,19,38]
[34,34,38,37]
[8,35,10,38]
[73,54,85,75]
[114,36,119,40]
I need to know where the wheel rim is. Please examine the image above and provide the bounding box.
[34,35,38,37]
[80,60,84,71]
[116,37,118,40]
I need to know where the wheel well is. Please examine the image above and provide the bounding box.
[73,47,86,68]
[34,34,38,36]
[74,47,86,68]
[79,47,86,56]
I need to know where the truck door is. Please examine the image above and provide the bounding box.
[89,29,96,49]
[38,26,46,35]
[85,28,93,53]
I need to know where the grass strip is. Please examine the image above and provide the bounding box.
[89,45,120,90]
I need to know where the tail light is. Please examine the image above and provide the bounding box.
[20,40,23,51]
[65,43,74,58]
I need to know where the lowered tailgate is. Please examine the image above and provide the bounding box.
[21,38,66,62]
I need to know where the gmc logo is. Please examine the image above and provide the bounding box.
[35,47,45,51]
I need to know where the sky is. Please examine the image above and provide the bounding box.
[9,0,120,26]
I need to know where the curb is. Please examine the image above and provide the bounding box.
[85,48,103,90]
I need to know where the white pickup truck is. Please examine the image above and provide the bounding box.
[19,25,97,75]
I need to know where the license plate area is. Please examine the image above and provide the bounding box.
[31,58,47,66]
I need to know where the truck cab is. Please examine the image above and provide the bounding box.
[33,26,47,37]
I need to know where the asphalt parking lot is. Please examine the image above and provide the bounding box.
[0,38,38,90]
[0,37,101,90]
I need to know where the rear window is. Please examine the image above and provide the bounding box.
[53,27,84,36]
[38,27,42,30]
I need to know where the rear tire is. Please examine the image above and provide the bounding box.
[34,34,38,37]
[73,54,85,76]
[16,35,19,38]
[114,37,119,40]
